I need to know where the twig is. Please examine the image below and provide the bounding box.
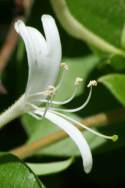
[10,108,125,159]
[0,20,18,73]
[0,0,33,73]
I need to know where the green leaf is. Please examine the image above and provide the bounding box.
[51,0,125,55]
[107,55,125,71]
[66,0,125,47]
[22,114,59,138]
[27,158,73,176]
[66,0,125,49]
[98,73,125,105]
[0,153,45,188]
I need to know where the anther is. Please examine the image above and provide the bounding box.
[47,85,56,97]
[74,77,83,86]
[87,80,97,88]
[50,84,92,113]
[56,63,69,91]
[42,85,56,98]
[61,63,69,70]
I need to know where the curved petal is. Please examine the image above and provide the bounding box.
[34,109,93,173]
[15,15,61,95]
[41,15,62,61]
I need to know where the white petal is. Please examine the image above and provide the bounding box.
[34,109,93,173]
[41,15,62,61]
[15,15,61,95]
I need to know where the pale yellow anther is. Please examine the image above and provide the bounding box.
[41,90,50,97]
[87,80,97,88]
[74,77,83,86]
[42,85,56,97]
[61,63,69,70]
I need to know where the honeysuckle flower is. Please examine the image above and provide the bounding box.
[14,15,118,174]
[15,15,61,99]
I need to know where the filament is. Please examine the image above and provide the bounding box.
[29,76,82,106]
[55,63,69,91]
[38,84,78,105]
[51,110,118,141]
[50,86,92,113]
[28,112,42,120]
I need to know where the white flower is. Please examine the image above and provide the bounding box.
[15,15,118,174]
[15,15,61,97]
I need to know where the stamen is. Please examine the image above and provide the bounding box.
[28,63,70,106]
[112,135,119,142]
[75,77,83,86]
[56,63,69,90]
[50,85,92,113]
[40,85,56,118]
[26,102,39,111]
[39,77,83,105]
[28,112,42,120]
[41,99,51,119]
[27,102,48,119]
[28,90,49,100]
[87,80,97,88]
[51,110,118,142]
[53,77,83,104]
[27,98,53,120]
[52,86,77,105]
[50,80,97,113]
[28,85,56,103]
[61,62,69,70]
[47,85,56,97]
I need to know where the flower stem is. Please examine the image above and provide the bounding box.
[0,95,25,129]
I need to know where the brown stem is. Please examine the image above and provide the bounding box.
[0,21,18,73]
[10,108,125,159]
[0,0,33,73]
